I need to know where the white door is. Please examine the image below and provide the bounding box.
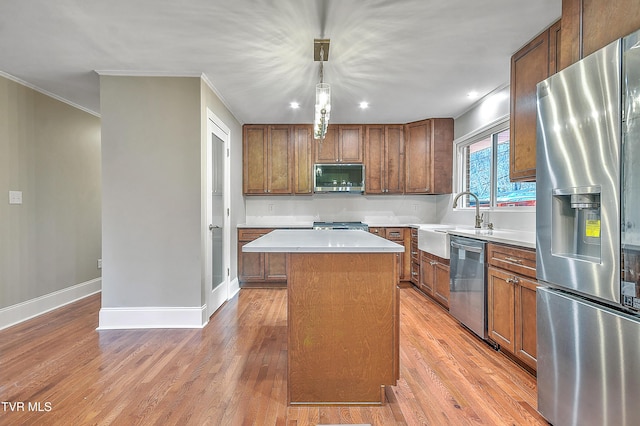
[206,111,230,317]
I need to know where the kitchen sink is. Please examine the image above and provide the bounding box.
[417,226,456,259]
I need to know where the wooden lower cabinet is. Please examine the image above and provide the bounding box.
[410,228,420,285]
[369,227,411,282]
[287,252,398,404]
[487,243,538,371]
[434,261,450,308]
[238,228,287,287]
[419,250,450,309]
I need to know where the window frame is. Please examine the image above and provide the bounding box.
[453,117,536,212]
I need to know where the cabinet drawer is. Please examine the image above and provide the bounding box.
[369,227,384,237]
[385,228,404,241]
[487,243,536,279]
[238,228,274,242]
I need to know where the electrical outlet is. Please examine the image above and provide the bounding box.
[97,259,102,269]
[268,204,274,212]
[9,191,23,205]
[412,204,418,212]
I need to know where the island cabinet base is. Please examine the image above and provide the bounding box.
[287,252,400,405]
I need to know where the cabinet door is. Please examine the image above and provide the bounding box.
[314,125,339,163]
[419,252,435,295]
[265,253,287,281]
[364,125,385,194]
[434,262,450,309]
[487,266,515,352]
[510,29,550,182]
[369,227,384,237]
[243,125,267,194]
[339,125,364,163]
[430,119,453,194]
[266,125,293,194]
[404,120,432,194]
[410,261,420,285]
[293,125,313,194]
[581,0,640,58]
[238,242,265,281]
[385,125,405,194]
[385,228,406,281]
[549,20,562,75]
[515,276,538,370]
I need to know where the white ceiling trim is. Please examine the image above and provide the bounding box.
[200,73,243,126]
[0,70,100,117]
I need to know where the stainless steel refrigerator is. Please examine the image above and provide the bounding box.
[536,29,640,426]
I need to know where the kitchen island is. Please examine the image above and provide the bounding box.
[243,229,404,405]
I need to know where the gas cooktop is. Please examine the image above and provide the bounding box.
[312,221,369,231]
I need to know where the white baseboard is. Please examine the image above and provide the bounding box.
[98,305,207,329]
[0,278,102,330]
[229,277,240,299]
[97,278,241,330]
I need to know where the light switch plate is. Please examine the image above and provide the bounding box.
[9,191,22,204]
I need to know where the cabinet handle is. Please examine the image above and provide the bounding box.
[412,271,418,276]
[504,256,523,264]
[430,261,437,266]
[505,276,520,284]
[411,251,418,255]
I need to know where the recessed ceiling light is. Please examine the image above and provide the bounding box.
[467,91,479,99]
[359,101,369,109]
[290,102,300,109]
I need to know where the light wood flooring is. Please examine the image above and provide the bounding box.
[0,287,547,425]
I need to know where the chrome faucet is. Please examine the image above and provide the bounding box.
[452,191,483,229]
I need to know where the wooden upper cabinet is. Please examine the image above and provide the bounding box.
[315,125,363,163]
[243,124,293,195]
[268,125,294,193]
[365,124,405,194]
[561,0,640,70]
[385,125,405,194]
[404,118,453,194]
[365,125,385,194]
[293,125,314,195]
[509,20,560,182]
[314,125,339,163]
[339,125,364,163]
[549,19,562,75]
[243,125,267,194]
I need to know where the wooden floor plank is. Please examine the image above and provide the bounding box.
[0,287,546,425]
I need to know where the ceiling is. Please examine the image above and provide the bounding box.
[0,0,561,124]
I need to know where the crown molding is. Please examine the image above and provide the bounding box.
[0,71,100,117]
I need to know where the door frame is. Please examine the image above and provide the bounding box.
[205,109,231,318]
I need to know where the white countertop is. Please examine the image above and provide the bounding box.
[237,223,313,229]
[237,222,536,249]
[447,228,536,249]
[242,229,405,253]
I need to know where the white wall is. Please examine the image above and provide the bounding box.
[200,80,243,283]
[100,76,203,327]
[437,84,536,232]
[0,74,102,328]
[245,194,438,225]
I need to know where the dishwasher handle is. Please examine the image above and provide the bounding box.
[450,240,483,254]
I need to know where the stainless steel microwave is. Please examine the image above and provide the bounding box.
[313,164,364,193]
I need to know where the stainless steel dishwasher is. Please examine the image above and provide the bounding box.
[449,235,487,340]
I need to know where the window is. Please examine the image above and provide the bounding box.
[457,124,536,208]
